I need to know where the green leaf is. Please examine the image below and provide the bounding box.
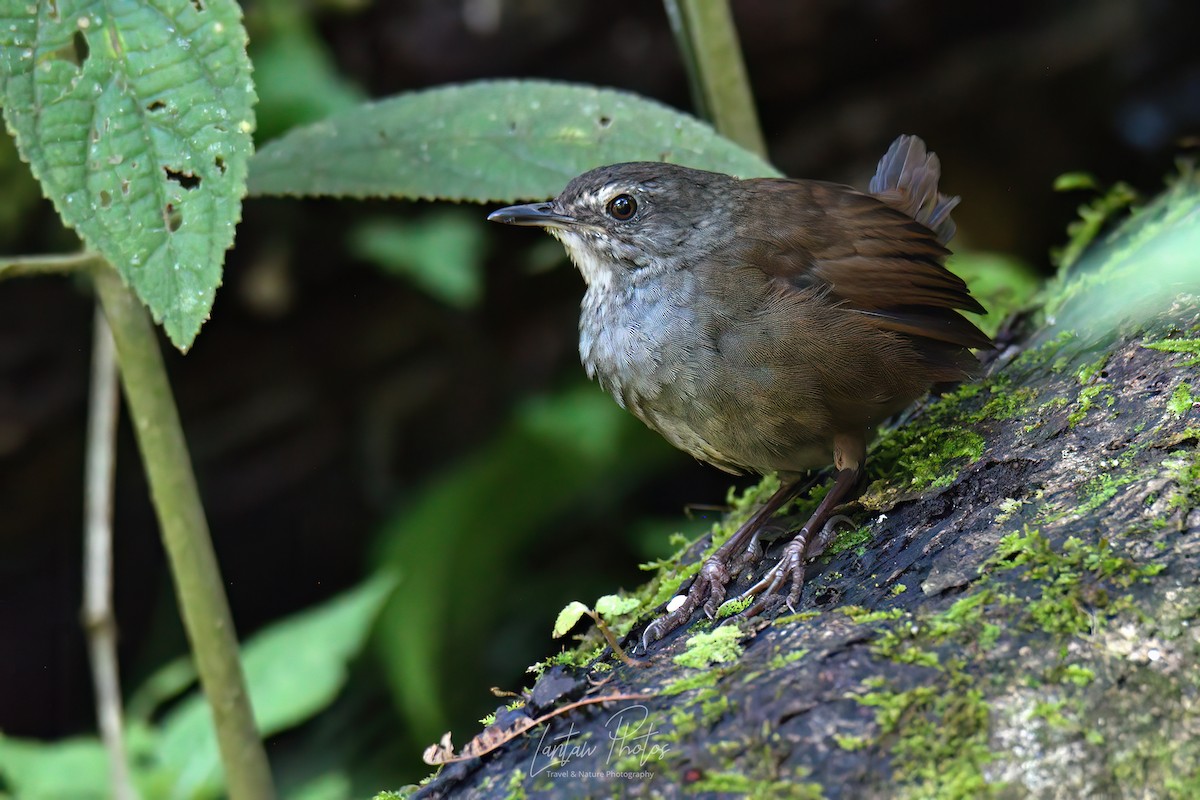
[0,737,110,800]
[552,601,590,638]
[0,726,171,799]
[0,0,256,350]
[349,210,486,308]
[247,80,780,202]
[1053,172,1098,192]
[249,18,363,142]
[153,572,397,798]
[593,594,641,620]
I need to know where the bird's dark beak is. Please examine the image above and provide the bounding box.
[487,202,575,229]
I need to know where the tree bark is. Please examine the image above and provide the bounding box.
[409,174,1200,799]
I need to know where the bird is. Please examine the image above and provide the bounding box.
[488,135,989,646]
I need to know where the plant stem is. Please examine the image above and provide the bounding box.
[91,263,277,800]
[82,304,139,800]
[664,0,767,158]
[0,250,100,279]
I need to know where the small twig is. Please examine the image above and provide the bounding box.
[587,611,648,668]
[82,304,139,800]
[423,692,655,765]
[0,250,100,279]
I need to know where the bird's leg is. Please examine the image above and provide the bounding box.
[640,476,805,649]
[737,433,866,615]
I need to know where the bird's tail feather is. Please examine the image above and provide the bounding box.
[868,134,959,246]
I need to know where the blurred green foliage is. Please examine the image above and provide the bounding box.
[348,210,486,308]
[0,134,45,248]
[946,251,1041,335]
[0,574,395,799]
[247,14,364,142]
[371,385,675,740]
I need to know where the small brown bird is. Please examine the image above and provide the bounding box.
[488,135,989,645]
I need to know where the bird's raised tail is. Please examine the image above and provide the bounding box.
[868,134,959,246]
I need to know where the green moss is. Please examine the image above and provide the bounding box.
[834,733,871,751]
[1061,664,1096,687]
[1074,470,1142,517]
[1009,330,1077,373]
[826,523,873,556]
[840,588,1002,797]
[1040,395,1070,411]
[699,692,731,726]
[716,594,754,618]
[1168,381,1197,416]
[1165,448,1200,513]
[866,373,1044,500]
[766,648,809,670]
[1050,175,1138,272]
[687,769,824,799]
[527,642,606,676]
[886,425,986,491]
[979,385,1038,420]
[674,626,745,669]
[1036,431,1158,523]
[989,530,1163,637]
[994,497,1028,523]
[662,667,723,696]
[640,561,701,614]
[856,683,995,799]
[667,706,699,740]
[1075,354,1109,384]
[842,606,905,624]
[771,609,821,626]
[833,511,1178,798]
[503,767,527,800]
[1067,383,1107,427]
[1029,697,1079,733]
[1144,336,1200,366]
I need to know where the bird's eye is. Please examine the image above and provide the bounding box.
[606,194,637,221]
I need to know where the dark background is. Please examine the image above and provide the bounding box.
[1,0,1196,789]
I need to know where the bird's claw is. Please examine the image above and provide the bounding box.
[639,496,856,651]
[732,513,851,617]
[641,542,752,649]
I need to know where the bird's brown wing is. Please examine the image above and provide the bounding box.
[730,178,991,379]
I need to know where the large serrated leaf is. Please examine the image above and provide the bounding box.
[248,80,780,202]
[0,0,255,350]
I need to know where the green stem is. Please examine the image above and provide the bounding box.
[0,250,99,279]
[91,263,277,800]
[664,0,767,158]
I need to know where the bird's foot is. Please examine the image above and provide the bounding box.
[640,546,741,650]
[735,514,851,617]
[640,519,784,650]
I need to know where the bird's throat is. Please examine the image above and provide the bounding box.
[551,229,617,292]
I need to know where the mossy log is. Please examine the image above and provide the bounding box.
[403,173,1200,799]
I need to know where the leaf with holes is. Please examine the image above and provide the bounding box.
[247,80,780,203]
[0,0,255,350]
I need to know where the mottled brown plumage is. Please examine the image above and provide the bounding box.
[489,135,989,646]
